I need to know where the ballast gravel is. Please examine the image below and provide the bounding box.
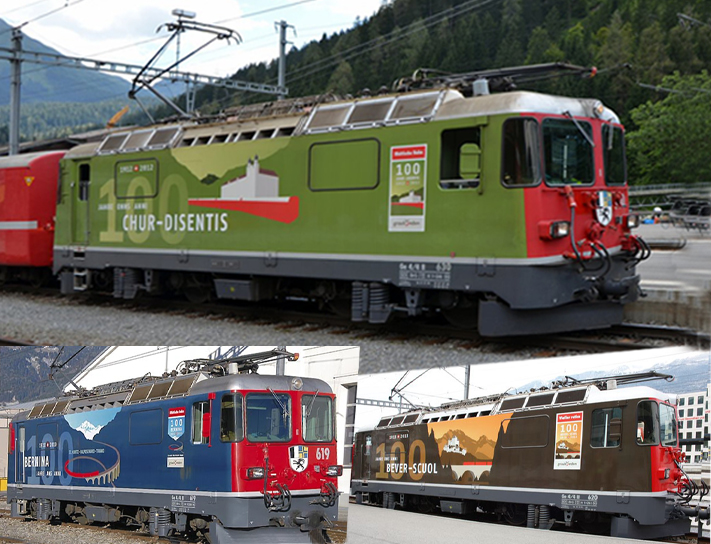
[0,500,152,544]
[0,291,563,373]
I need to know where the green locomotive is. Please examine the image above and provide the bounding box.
[54,71,646,336]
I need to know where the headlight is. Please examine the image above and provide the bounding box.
[591,100,605,118]
[326,465,343,477]
[245,467,265,479]
[538,220,570,240]
[626,214,640,229]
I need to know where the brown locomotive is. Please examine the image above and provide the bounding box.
[351,372,709,539]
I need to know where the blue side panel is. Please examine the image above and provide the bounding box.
[17,393,232,492]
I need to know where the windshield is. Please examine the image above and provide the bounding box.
[602,125,626,186]
[542,118,594,186]
[302,395,334,442]
[659,403,678,447]
[246,393,291,442]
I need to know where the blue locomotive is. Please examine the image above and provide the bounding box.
[6,350,342,543]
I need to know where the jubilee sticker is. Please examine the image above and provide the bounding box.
[554,411,583,470]
[388,144,427,232]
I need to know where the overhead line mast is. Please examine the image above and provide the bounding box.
[0,13,291,155]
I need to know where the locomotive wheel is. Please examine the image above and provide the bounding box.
[184,286,211,304]
[502,503,527,526]
[441,295,479,329]
[27,268,50,289]
[327,297,351,318]
[183,274,213,304]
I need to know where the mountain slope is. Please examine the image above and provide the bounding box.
[0,346,106,404]
[0,18,131,104]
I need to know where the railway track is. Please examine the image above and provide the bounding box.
[0,338,34,346]
[1,285,707,354]
[115,294,710,353]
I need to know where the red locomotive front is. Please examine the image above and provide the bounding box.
[217,384,341,516]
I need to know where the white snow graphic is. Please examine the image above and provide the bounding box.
[76,421,103,440]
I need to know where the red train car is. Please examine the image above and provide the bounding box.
[0,151,64,285]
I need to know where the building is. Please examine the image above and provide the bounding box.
[677,384,710,464]
[0,407,23,487]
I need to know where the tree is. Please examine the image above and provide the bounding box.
[326,61,355,95]
[594,12,636,117]
[627,72,711,185]
[495,0,526,67]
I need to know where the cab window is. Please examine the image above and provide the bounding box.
[192,400,210,444]
[302,395,334,442]
[78,163,90,201]
[542,118,594,186]
[659,403,678,447]
[440,127,481,189]
[246,393,291,442]
[591,407,622,448]
[220,393,244,442]
[636,401,659,445]
[602,125,626,186]
[501,118,541,187]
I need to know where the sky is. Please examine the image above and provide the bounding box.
[354,346,710,431]
[67,345,360,391]
[0,0,383,79]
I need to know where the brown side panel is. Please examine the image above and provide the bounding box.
[488,402,653,492]
[355,399,654,493]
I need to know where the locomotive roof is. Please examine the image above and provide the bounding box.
[376,377,675,429]
[71,88,619,160]
[14,371,332,423]
[0,150,65,168]
[190,373,333,396]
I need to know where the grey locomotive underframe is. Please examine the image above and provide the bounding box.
[350,478,689,539]
[9,483,335,541]
[55,246,639,336]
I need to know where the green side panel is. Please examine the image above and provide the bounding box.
[308,139,380,191]
[55,114,529,259]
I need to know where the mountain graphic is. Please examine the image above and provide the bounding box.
[556,440,580,454]
[76,421,103,440]
[436,430,496,464]
[64,407,121,440]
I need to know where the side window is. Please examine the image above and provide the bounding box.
[220,393,244,443]
[192,401,210,444]
[590,407,622,448]
[636,401,659,445]
[440,127,481,189]
[499,415,549,448]
[502,117,541,187]
[78,163,90,201]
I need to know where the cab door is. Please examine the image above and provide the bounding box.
[355,434,372,482]
[16,425,25,487]
[71,162,91,246]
